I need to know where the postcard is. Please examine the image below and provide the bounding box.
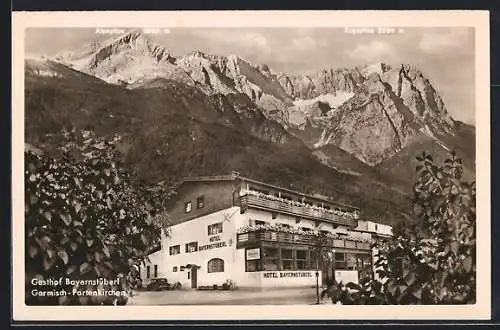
[12,10,490,321]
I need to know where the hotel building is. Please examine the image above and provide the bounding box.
[140,172,392,289]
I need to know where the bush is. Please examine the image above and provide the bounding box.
[323,151,476,304]
[25,130,171,305]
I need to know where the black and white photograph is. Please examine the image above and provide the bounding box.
[12,10,490,320]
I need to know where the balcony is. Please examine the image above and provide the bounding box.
[236,230,371,251]
[239,193,358,228]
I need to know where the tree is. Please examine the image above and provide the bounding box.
[323,151,476,304]
[25,130,172,305]
[309,231,332,304]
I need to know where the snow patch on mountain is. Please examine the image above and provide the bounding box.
[293,92,354,109]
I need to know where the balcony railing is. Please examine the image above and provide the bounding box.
[239,193,357,228]
[236,230,371,250]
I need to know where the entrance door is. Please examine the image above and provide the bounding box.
[191,267,198,289]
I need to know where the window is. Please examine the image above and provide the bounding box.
[185,201,192,213]
[278,223,291,229]
[246,260,262,272]
[254,220,267,226]
[345,253,358,270]
[185,241,198,253]
[146,266,151,279]
[295,216,301,224]
[296,250,308,270]
[207,258,225,273]
[173,266,178,272]
[282,249,294,270]
[271,212,278,219]
[335,252,345,261]
[335,252,346,270]
[187,271,190,279]
[154,265,158,277]
[301,227,311,232]
[263,247,279,271]
[169,245,180,255]
[197,196,205,209]
[208,222,223,235]
[281,195,293,201]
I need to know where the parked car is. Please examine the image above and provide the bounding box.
[145,278,170,291]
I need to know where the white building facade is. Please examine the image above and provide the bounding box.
[142,174,392,289]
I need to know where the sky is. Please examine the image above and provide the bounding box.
[25,27,476,124]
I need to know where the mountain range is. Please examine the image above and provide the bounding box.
[24,30,476,226]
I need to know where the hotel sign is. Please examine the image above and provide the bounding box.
[198,235,228,251]
[246,248,261,260]
[263,271,314,278]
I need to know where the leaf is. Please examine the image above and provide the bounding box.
[74,202,82,214]
[140,233,149,245]
[60,213,72,226]
[70,242,78,251]
[80,262,92,275]
[102,245,110,258]
[43,254,55,271]
[95,252,102,263]
[346,282,361,290]
[94,265,102,277]
[66,265,77,275]
[58,250,69,264]
[28,245,38,258]
[37,236,51,251]
[463,256,473,272]
[413,287,423,300]
[438,270,448,287]
[450,241,459,255]
[46,248,54,259]
[43,211,52,222]
[86,239,94,247]
[405,271,416,286]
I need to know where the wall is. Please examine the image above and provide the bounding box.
[139,249,164,285]
[166,180,235,226]
[161,207,240,289]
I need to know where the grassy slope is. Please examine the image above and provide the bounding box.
[376,126,476,189]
